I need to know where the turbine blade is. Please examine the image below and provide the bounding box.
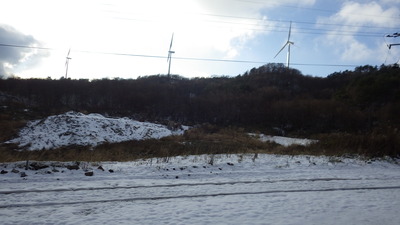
[67,48,71,57]
[274,42,289,58]
[287,21,292,41]
[169,33,174,51]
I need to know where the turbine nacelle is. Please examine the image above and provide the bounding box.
[167,50,175,62]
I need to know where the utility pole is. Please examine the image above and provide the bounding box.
[386,32,400,49]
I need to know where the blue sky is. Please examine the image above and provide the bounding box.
[0,0,399,79]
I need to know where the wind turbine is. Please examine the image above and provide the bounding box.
[274,21,294,68]
[167,33,175,77]
[65,49,71,79]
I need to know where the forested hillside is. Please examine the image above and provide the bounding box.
[1,63,399,135]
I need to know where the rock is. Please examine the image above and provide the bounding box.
[108,169,114,173]
[11,168,20,173]
[29,162,49,170]
[20,172,27,177]
[84,171,94,176]
[1,170,8,174]
[52,168,60,173]
[227,162,234,166]
[97,166,105,171]
[66,165,80,170]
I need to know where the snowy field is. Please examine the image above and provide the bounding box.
[1,154,400,225]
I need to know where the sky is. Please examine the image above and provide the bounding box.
[0,0,399,79]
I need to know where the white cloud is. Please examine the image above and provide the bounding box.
[194,0,317,57]
[1,0,326,78]
[317,1,400,63]
[341,38,374,61]
[334,1,399,27]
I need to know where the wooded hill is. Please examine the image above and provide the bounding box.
[1,63,399,136]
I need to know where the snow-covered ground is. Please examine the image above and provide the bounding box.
[1,154,400,225]
[6,111,318,151]
[6,111,189,151]
[250,133,318,146]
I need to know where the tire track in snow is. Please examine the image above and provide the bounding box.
[1,185,400,208]
[0,177,368,195]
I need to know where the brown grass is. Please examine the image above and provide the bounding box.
[0,114,26,143]
[0,123,399,162]
[310,128,400,157]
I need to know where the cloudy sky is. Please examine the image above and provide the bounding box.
[0,0,399,79]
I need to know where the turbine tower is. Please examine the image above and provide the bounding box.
[65,49,71,79]
[167,33,175,77]
[274,21,294,68]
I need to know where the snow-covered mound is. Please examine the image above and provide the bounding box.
[6,111,189,151]
[249,133,318,147]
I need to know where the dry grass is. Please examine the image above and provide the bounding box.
[310,128,400,157]
[0,126,278,162]
[0,123,399,162]
[0,114,26,143]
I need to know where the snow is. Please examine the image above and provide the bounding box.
[250,133,318,147]
[3,112,399,223]
[6,111,190,151]
[1,154,400,225]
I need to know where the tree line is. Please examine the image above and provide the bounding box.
[1,63,399,135]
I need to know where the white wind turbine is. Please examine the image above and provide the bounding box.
[167,33,175,77]
[274,21,294,68]
[65,49,72,79]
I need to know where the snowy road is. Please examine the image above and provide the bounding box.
[1,154,400,225]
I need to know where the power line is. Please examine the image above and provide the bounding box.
[195,12,397,30]
[110,12,396,31]
[103,2,398,32]
[0,43,53,51]
[217,23,384,37]
[107,15,387,38]
[100,0,396,37]
[107,11,392,38]
[0,43,358,68]
[196,16,386,36]
[232,0,400,19]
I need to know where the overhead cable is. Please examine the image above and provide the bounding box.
[0,43,358,68]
